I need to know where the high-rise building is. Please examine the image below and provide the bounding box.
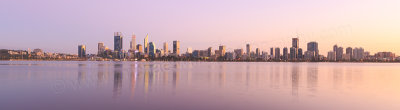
[163,42,168,55]
[327,51,336,61]
[144,34,149,54]
[173,40,180,55]
[246,44,251,55]
[256,48,260,57]
[275,47,280,60]
[333,45,338,53]
[270,48,274,57]
[187,47,192,54]
[114,32,123,52]
[78,45,86,58]
[208,47,213,57]
[307,42,319,60]
[298,48,303,59]
[219,45,226,57]
[336,47,344,61]
[346,47,353,60]
[130,33,136,51]
[136,44,143,53]
[292,38,299,59]
[149,42,156,57]
[290,47,296,60]
[353,47,364,61]
[98,42,105,56]
[283,47,288,60]
[234,49,243,59]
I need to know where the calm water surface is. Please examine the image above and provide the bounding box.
[1,61,400,110]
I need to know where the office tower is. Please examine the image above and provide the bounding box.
[207,47,213,57]
[292,38,299,59]
[114,32,123,52]
[219,45,226,57]
[130,33,136,51]
[270,48,274,57]
[336,47,343,61]
[290,47,296,60]
[187,47,192,54]
[327,51,336,61]
[298,48,303,59]
[346,47,353,60]
[234,49,243,59]
[283,47,288,60]
[173,40,180,55]
[144,34,149,54]
[353,47,364,61]
[256,48,260,57]
[275,47,280,60]
[136,44,143,53]
[163,42,168,55]
[307,42,319,60]
[333,45,338,53]
[149,42,156,57]
[246,44,251,55]
[98,42,105,56]
[78,45,86,58]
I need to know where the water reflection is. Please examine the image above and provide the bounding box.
[113,63,123,99]
[2,61,399,110]
[307,64,318,93]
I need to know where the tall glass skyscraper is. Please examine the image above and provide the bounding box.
[173,40,180,55]
[78,45,86,58]
[144,34,149,54]
[307,42,319,60]
[114,32,123,52]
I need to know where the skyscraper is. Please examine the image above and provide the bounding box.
[130,33,136,51]
[256,48,260,57]
[292,38,299,59]
[275,47,280,60]
[136,44,143,53]
[114,32,123,52]
[307,42,319,60]
[270,48,274,57]
[290,47,296,60]
[144,34,149,54]
[149,42,156,57]
[298,48,303,59]
[78,45,86,58]
[336,47,343,61]
[283,47,288,60]
[173,40,180,55]
[98,42,104,56]
[346,47,353,60]
[353,47,364,61]
[163,42,168,55]
[219,45,226,57]
[246,44,251,55]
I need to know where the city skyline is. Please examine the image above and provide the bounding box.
[1,0,400,55]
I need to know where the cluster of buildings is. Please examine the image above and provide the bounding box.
[0,48,78,60]
[0,32,398,62]
[76,32,398,62]
[85,32,181,61]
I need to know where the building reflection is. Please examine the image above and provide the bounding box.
[144,63,150,95]
[219,63,226,88]
[173,63,180,89]
[333,66,343,89]
[113,63,123,99]
[97,63,105,88]
[307,65,318,93]
[130,63,137,98]
[291,65,299,97]
[78,64,86,86]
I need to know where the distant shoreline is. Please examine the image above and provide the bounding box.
[1,59,399,63]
